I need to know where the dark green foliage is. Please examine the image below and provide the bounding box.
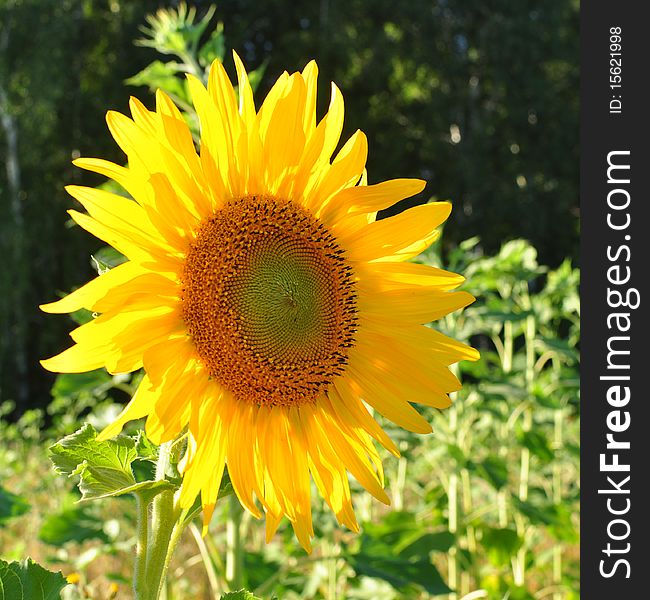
[0,0,161,411]
[0,487,30,525]
[344,512,453,595]
[38,504,110,546]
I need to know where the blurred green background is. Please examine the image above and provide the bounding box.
[1,1,579,599]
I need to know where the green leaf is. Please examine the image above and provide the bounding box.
[126,61,187,101]
[511,497,558,526]
[50,423,136,490]
[507,586,537,600]
[49,424,132,478]
[90,246,126,273]
[242,552,281,592]
[346,514,453,595]
[348,555,452,596]
[48,424,175,502]
[0,558,67,600]
[536,336,579,362]
[100,479,176,503]
[198,23,225,66]
[0,488,30,525]
[397,531,455,558]
[38,505,109,546]
[445,444,467,466]
[479,527,523,566]
[517,430,554,463]
[220,591,262,600]
[51,370,112,401]
[475,456,509,490]
[134,430,159,461]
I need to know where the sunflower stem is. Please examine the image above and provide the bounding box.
[133,493,149,598]
[155,508,188,599]
[132,441,187,600]
[226,494,244,590]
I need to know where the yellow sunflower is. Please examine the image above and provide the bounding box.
[41,54,478,551]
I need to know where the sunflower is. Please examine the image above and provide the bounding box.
[41,54,478,551]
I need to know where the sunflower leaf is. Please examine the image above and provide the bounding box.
[0,558,68,600]
[49,425,179,502]
[94,479,176,503]
[49,423,135,478]
[133,430,160,461]
[479,526,524,567]
[47,424,154,502]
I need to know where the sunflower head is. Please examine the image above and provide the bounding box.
[41,53,479,551]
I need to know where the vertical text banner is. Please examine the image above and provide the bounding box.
[581,1,648,595]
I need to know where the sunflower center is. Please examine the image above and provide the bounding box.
[180,195,357,407]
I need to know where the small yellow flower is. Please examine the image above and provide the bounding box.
[42,54,478,551]
[66,572,81,585]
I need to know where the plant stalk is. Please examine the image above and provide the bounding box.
[132,441,188,600]
[226,493,244,591]
[134,493,150,597]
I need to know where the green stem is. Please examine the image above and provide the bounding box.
[145,441,178,598]
[392,456,407,511]
[503,321,514,374]
[226,494,244,590]
[156,511,189,598]
[204,527,227,580]
[132,441,189,600]
[552,410,564,600]
[447,402,460,600]
[134,494,149,597]
[448,471,458,600]
[515,312,536,585]
[461,467,478,589]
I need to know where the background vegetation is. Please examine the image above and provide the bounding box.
[1,1,579,599]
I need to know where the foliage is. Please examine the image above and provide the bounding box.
[0,488,30,526]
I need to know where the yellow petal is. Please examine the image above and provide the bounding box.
[96,374,156,441]
[41,342,113,374]
[306,130,367,212]
[330,380,400,457]
[227,402,264,519]
[358,260,465,292]
[346,356,433,434]
[301,60,319,137]
[339,201,451,262]
[320,178,426,225]
[233,51,256,125]
[40,261,142,314]
[179,388,229,510]
[358,286,476,324]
